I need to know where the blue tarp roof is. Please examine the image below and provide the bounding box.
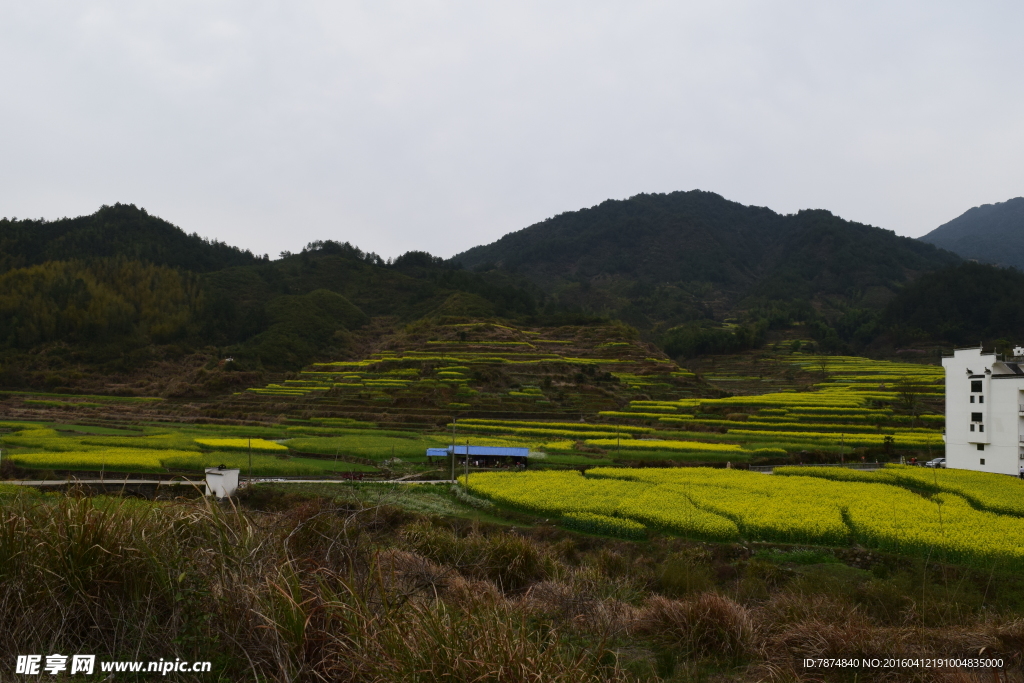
[426,446,530,457]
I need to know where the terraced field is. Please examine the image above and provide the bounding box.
[440,354,945,462]
[220,325,946,464]
[217,322,703,430]
[0,323,948,475]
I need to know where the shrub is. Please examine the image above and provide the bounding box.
[635,593,753,659]
[400,522,545,592]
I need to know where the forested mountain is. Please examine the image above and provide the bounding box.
[198,242,536,367]
[0,259,201,349]
[0,207,539,380]
[4,194,1020,392]
[0,203,261,274]
[880,262,1024,348]
[919,197,1024,270]
[453,191,960,330]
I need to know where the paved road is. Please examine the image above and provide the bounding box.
[247,478,454,484]
[10,479,201,486]
[7,478,455,487]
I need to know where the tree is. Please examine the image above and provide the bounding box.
[895,376,922,424]
[816,355,829,380]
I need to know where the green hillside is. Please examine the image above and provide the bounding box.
[453,191,961,329]
[0,203,261,273]
[0,208,543,388]
[3,193,1018,394]
[919,197,1024,269]
[880,262,1024,347]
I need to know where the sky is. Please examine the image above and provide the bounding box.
[1,1,1022,260]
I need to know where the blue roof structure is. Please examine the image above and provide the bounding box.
[425,445,530,457]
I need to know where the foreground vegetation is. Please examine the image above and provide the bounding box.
[2,484,1023,682]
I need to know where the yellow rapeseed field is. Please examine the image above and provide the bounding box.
[193,438,288,452]
[10,449,182,471]
[466,468,1024,568]
[777,464,1024,517]
[584,439,745,452]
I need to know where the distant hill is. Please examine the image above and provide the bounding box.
[2,193,1006,389]
[453,191,961,328]
[0,203,261,274]
[0,206,541,378]
[919,197,1024,269]
[199,242,537,367]
[881,261,1024,348]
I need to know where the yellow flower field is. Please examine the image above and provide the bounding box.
[465,467,1024,568]
[583,439,746,453]
[776,464,1024,517]
[11,449,183,471]
[193,438,288,452]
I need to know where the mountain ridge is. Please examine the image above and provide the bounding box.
[13,192,1024,393]
[0,203,263,274]
[919,197,1024,270]
[453,190,961,328]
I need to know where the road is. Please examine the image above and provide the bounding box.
[6,478,455,487]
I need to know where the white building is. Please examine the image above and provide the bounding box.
[942,346,1024,475]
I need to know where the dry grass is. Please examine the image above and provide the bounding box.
[634,593,754,660]
[2,489,1024,681]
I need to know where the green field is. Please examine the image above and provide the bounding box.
[2,352,947,476]
[0,422,385,476]
[285,433,452,462]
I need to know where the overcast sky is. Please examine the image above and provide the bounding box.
[1,2,1022,260]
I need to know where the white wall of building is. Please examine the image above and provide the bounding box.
[942,347,1023,476]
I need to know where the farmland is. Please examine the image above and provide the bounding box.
[465,466,1024,570]
[0,324,951,478]
[7,322,1024,681]
[432,352,946,464]
[0,422,380,476]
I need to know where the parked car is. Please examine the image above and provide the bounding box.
[924,458,946,468]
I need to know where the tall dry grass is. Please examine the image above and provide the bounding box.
[0,494,634,682]
[1,489,1023,682]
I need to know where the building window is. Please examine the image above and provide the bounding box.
[970,424,975,431]
[978,444,985,451]
[980,395,985,403]
[980,424,985,432]
[972,380,983,392]
[972,412,983,422]
[971,396,975,403]
[980,458,986,465]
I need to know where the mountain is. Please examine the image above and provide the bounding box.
[0,203,261,274]
[0,207,540,381]
[453,191,961,329]
[198,243,537,361]
[0,193,992,391]
[919,197,1024,269]
[880,261,1024,348]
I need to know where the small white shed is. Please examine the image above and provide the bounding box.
[205,467,240,498]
